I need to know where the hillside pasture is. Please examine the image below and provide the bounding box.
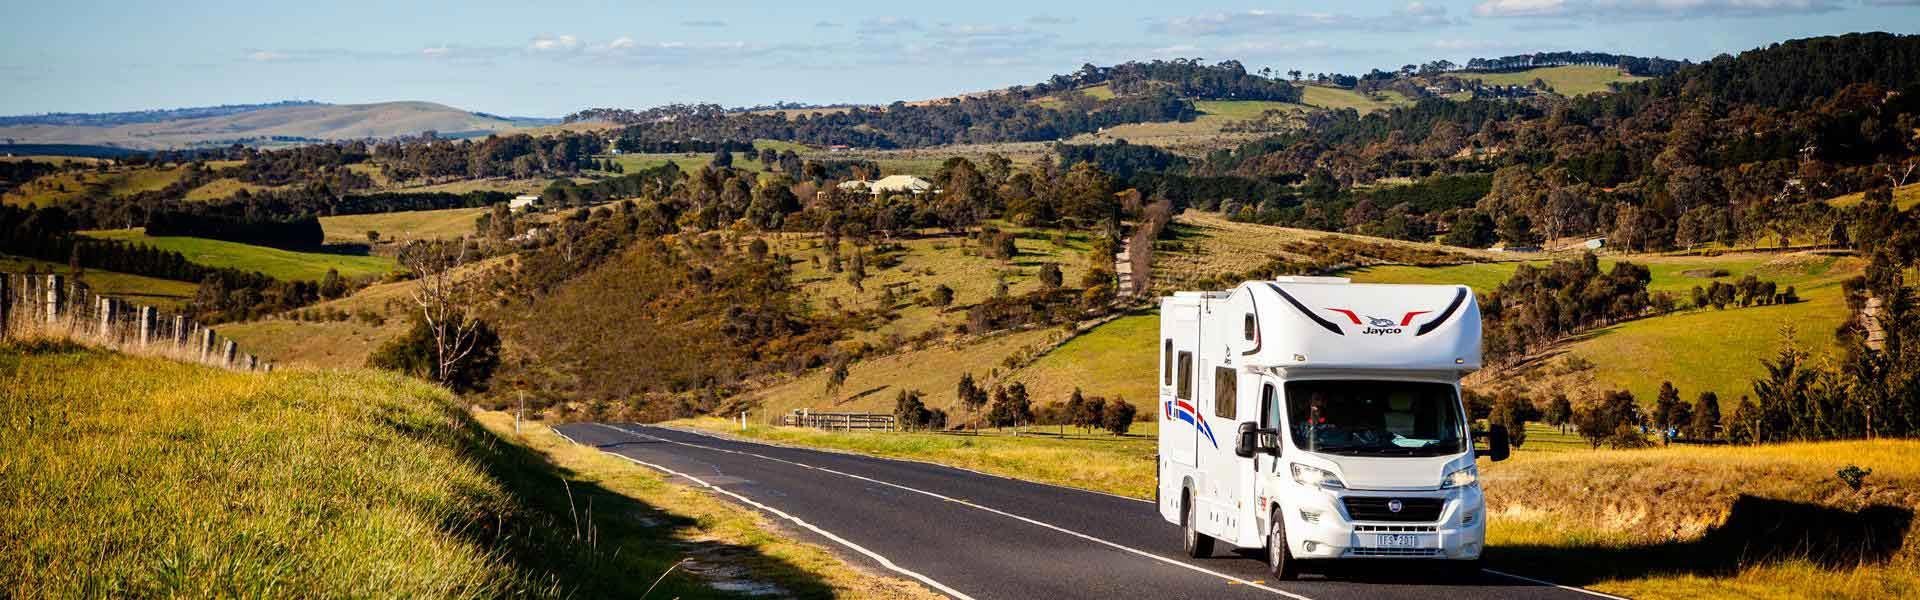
[1008,313,1159,411]
[82,229,398,282]
[1154,211,1500,291]
[0,254,198,311]
[320,206,487,243]
[1826,182,1920,210]
[182,177,277,201]
[741,326,1062,418]
[1298,86,1413,113]
[1452,65,1647,97]
[2,164,188,206]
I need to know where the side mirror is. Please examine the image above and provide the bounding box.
[1483,424,1511,462]
[1235,422,1259,458]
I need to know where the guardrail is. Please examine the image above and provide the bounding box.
[782,410,895,431]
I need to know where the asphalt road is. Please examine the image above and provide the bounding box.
[554,423,1616,600]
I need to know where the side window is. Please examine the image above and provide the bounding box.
[1176,351,1193,400]
[1214,367,1237,419]
[1243,314,1257,341]
[1163,339,1173,386]
[1261,384,1280,429]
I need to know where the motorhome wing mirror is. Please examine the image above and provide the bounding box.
[1485,424,1511,462]
[1234,422,1259,458]
[1258,429,1282,456]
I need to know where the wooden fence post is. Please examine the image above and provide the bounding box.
[98,296,114,339]
[222,340,237,367]
[45,274,63,321]
[201,328,217,363]
[138,306,155,347]
[174,315,188,347]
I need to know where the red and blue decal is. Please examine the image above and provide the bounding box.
[1164,399,1218,448]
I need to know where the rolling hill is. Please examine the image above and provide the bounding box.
[0,101,555,150]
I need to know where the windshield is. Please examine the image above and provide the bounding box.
[1285,380,1465,457]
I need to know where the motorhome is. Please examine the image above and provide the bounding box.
[1156,276,1509,579]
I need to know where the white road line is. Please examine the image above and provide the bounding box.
[603,423,1314,600]
[1481,569,1629,600]
[657,424,1155,505]
[576,426,975,600]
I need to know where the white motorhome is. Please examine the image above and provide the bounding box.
[1156,276,1509,579]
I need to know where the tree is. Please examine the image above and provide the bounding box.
[318,267,347,299]
[712,148,734,169]
[825,356,850,402]
[1543,393,1574,433]
[1690,391,1721,440]
[1103,398,1137,435]
[1752,327,1816,442]
[1489,393,1537,447]
[1442,211,1496,248]
[957,372,987,417]
[987,382,1033,430]
[893,389,930,431]
[1575,390,1644,448]
[1038,263,1063,289]
[368,313,500,393]
[928,283,955,307]
[1652,381,1683,434]
[400,240,490,389]
[366,230,381,243]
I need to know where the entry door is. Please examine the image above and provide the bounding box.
[1162,303,1200,468]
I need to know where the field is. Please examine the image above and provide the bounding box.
[1827,182,1920,210]
[182,176,276,201]
[1452,65,1647,97]
[1154,211,1500,290]
[0,342,921,599]
[778,227,1095,345]
[82,228,399,282]
[680,415,1919,599]
[741,326,1062,417]
[1009,312,1159,410]
[0,254,198,311]
[1354,251,1864,403]
[320,206,488,243]
[2,164,188,206]
[1299,86,1414,113]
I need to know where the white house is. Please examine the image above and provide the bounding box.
[509,195,539,211]
[835,175,934,196]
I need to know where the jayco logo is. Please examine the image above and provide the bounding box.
[1325,308,1426,336]
[1362,316,1403,336]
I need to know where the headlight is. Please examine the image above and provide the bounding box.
[1290,463,1346,489]
[1441,465,1478,489]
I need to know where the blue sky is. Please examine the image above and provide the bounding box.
[2,0,1916,117]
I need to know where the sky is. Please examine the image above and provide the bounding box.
[2,0,1916,117]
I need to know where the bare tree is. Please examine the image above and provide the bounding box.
[403,239,484,386]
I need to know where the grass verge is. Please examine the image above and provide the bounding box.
[0,341,918,598]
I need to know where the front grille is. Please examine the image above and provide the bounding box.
[1349,547,1442,557]
[1342,496,1444,522]
[1354,524,1437,533]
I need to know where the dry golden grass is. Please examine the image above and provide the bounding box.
[742,326,1062,417]
[1155,211,1501,290]
[320,207,489,243]
[478,413,942,600]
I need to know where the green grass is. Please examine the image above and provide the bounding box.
[745,326,1062,416]
[1298,86,1413,114]
[0,254,198,311]
[82,229,399,282]
[1453,65,1647,97]
[0,342,928,599]
[1349,262,1522,293]
[1011,313,1160,410]
[2,164,189,206]
[321,207,488,243]
[1826,183,1920,210]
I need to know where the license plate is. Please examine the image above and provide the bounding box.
[1376,534,1420,548]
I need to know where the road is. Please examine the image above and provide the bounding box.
[554,423,1616,600]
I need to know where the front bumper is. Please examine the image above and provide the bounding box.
[1277,484,1485,560]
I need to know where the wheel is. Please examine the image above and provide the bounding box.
[1182,491,1214,558]
[1267,508,1299,580]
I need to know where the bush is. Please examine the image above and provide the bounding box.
[1102,399,1137,435]
[366,315,501,394]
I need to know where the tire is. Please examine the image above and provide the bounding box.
[1182,492,1214,558]
[1267,508,1299,580]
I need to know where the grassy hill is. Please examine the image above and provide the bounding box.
[1827,182,1920,210]
[82,228,398,282]
[320,206,488,243]
[1453,65,1647,96]
[0,254,198,311]
[0,342,925,599]
[1299,86,1414,113]
[0,101,546,150]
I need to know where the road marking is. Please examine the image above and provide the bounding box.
[602,424,1315,600]
[1481,569,1628,600]
[575,425,975,600]
[658,424,1154,505]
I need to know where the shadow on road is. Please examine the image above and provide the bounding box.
[433,414,845,599]
[1489,494,1914,586]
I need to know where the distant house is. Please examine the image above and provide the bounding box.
[509,195,539,211]
[828,144,852,152]
[1584,237,1606,250]
[834,175,934,196]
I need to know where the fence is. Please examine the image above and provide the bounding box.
[781,409,895,431]
[0,272,272,372]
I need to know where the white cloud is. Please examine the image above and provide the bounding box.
[1149,3,1458,35]
[1473,0,1844,19]
[527,33,580,52]
[857,16,921,35]
[608,36,636,50]
[245,50,287,62]
[420,46,450,57]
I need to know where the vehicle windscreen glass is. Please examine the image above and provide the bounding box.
[1284,380,1464,457]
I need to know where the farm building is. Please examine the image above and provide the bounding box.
[836,175,933,196]
[509,195,538,211]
